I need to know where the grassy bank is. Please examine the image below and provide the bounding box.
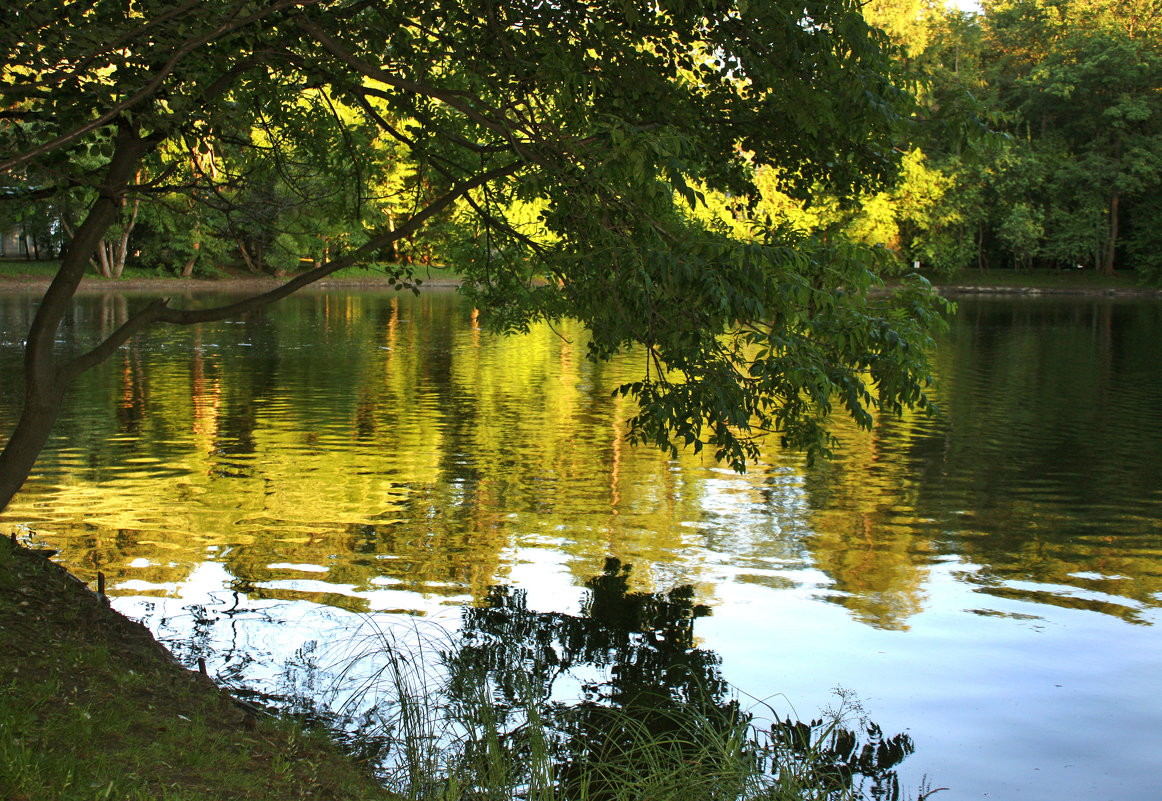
[3,258,1159,296]
[0,535,393,801]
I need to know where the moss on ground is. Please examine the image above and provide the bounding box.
[0,536,393,801]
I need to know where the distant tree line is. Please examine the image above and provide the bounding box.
[850,0,1162,279]
[3,0,1157,283]
[4,0,1157,283]
[692,0,1162,281]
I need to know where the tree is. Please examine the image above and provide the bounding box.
[0,0,946,514]
[979,0,1162,274]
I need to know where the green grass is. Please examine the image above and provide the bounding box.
[0,259,201,282]
[0,536,393,801]
[0,258,65,278]
[7,258,1152,294]
[319,621,940,801]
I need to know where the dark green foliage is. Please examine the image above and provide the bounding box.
[900,0,1162,277]
[0,0,948,495]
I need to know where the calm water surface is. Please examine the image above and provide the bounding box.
[2,290,1161,799]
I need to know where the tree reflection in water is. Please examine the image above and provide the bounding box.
[442,558,916,800]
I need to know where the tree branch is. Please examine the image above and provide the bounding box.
[296,18,522,145]
[0,0,321,175]
[27,120,150,394]
[60,159,523,379]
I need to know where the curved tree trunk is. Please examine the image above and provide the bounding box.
[94,239,113,277]
[111,185,141,279]
[180,237,201,277]
[238,241,261,273]
[0,120,148,513]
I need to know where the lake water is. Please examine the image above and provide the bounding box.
[2,289,1161,799]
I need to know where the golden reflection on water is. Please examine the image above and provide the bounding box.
[1,291,1161,630]
[4,291,735,611]
[8,290,1162,801]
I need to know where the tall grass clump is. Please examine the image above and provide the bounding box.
[314,616,924,801]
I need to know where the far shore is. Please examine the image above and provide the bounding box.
[0,271,464,295]
[1,264,1160,298]
[932,283,1162,298]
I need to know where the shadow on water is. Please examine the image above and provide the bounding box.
[274,559,920,800]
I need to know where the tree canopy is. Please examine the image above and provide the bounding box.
[834,0,1162,277]
[0,0,946,512]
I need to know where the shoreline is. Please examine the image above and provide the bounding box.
[932,284,1162,298]
[0,273,465,294]
[0,270,1158,298]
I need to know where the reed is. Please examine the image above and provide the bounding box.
[317,618,930,801]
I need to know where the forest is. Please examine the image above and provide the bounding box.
[3,6,1160,797]
[739,0,1162,281]
[856,0,1162,280]
[4,0,1160,283]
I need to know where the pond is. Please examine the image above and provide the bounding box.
[2,288,1161,799]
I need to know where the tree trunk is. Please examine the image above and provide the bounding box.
[0,120,148,514]
[181,239,200,277]
[1102,191,1119,276]
[238,241,260,273]
[111,189,141,279]
[387,214,398,262]
[94,239,113,277]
